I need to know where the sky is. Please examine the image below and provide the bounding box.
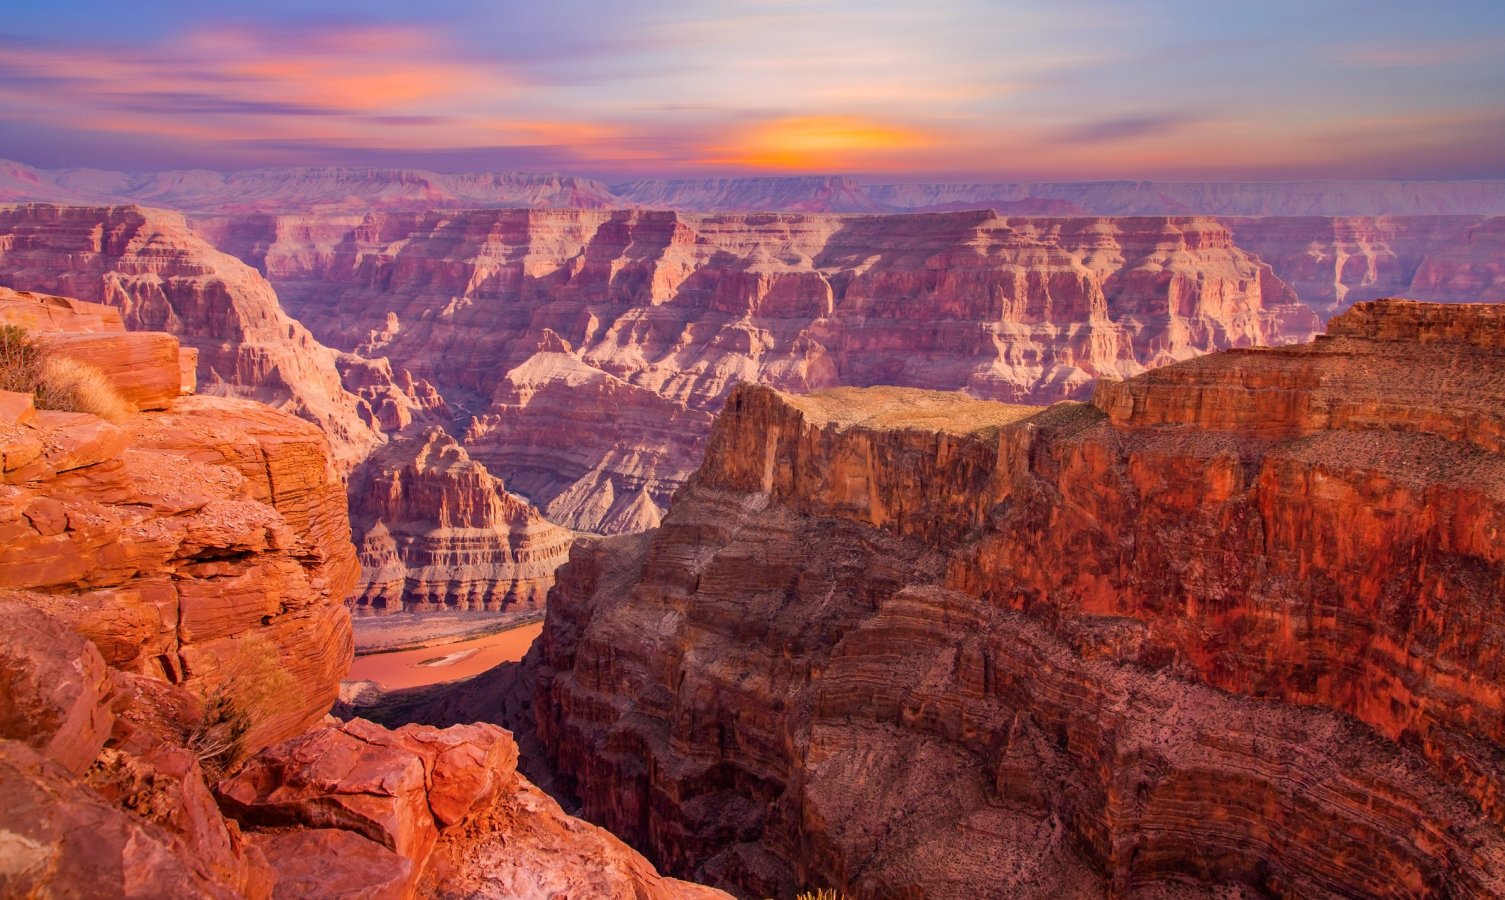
[2,0,1504,181]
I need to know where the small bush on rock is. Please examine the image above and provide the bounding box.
[0,324,134,422]
[35,355,134,423]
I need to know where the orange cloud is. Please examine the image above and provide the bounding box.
[708,116,936,171]
[0,23,538,150]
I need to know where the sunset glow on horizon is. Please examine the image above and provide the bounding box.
[2,0,1503,180]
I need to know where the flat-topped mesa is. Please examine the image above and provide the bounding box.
[530,299,1505,897]
[1328,296,1505,347]
[1091,298,1505,453]
[350,427,574,613]
[703,386,1040,547]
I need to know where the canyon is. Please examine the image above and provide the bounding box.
[205,208,1324,534]
[0,183,1502,602]
[0,288,723,898]
[514,299,1505,897]
[2,164,1503,898]
[0,207,576,613]
[201,205,1503,539]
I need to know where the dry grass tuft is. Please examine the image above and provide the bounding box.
[0,324,135,422]
[36,356,135,423]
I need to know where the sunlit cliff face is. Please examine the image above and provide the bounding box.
[0,0,1502,177]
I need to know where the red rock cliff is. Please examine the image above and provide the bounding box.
[529,299,1505,897]
[0,203,383,468]
[350,427,574,613]
[0,290,725,899]
[225,208,1318,533]
[1230,216,1505,318]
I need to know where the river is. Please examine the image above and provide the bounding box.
[345,622,544,690]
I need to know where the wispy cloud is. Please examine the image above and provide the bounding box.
[1055,114,1205,145]
[0,0,1502,178]
[1331,37,1505,69]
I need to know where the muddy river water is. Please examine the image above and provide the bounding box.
[345,622,544,690]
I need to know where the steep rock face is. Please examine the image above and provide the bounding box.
[530,300,1505,897]
[1230,216,1505,318]
[220,718,727,900]
[0,396,357,755]
[349,427,574,612]
[237,208,1316,532]
[0,292,725,898]
[0,203,383,467]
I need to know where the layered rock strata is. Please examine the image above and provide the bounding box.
[240,208,1318,532]
[349,427,574,613]
[0,204,383,467]
[0,298,356,751]
[528,300,1505,897]
[0,289,724,898]
[1230,216,1505,317]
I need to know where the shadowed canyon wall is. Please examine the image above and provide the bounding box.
[521,300,1505,897]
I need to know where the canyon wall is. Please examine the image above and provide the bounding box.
[0,289,724,898]
[0,204,383,468]
[350,427,574,613]
[0,207,576,613]
[526,300,1505,897]
[229,207,1318,533]
[1230,215,1505,317]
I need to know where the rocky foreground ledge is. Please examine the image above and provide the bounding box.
[531,299,1505,897]
[0,289,723,898]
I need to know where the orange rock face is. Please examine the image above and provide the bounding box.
[528,300,1505,897]
[231,208,1317,532]
[0,290,726,898]
[1,381,356,756]
[220,718,727,900]
[350,427,574,613]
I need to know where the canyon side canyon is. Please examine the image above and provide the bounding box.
[509,299,1505,898]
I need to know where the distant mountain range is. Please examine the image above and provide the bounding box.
[5,158,1505,216]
